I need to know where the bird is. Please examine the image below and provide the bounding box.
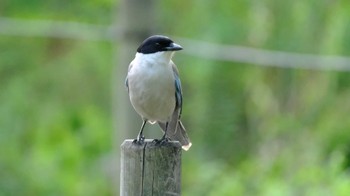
[125,35,192,151]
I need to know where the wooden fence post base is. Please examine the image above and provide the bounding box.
[120,139,182,196]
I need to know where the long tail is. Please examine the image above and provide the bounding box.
[158,120,192,151]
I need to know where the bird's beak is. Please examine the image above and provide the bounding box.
[166,43,183,51]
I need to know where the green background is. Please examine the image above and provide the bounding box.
[1,0,350,195]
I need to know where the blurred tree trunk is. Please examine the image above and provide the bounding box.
[113,0,155,195]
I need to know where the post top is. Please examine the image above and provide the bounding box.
[121,139,181,149]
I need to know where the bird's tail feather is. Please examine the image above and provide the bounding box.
[158,120,192,151]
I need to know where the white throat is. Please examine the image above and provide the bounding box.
[135,51,174,66]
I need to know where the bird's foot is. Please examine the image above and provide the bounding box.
[133,135,145,145]
[153,136,170,146]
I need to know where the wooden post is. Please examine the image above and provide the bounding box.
[120,139,182,196]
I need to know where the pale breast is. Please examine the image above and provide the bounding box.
[128,63,176,122]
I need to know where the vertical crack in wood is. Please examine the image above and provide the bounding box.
[141,142,147,196]
[151,169,155,196]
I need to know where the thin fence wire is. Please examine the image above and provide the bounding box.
[0,17,116,41]
[176,37,350,71]
[1,17,350,71]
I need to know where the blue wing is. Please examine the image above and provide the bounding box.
[172,62,183,118]
[157,62,191,150]
[125,62,134,93]
[125,77,129,92]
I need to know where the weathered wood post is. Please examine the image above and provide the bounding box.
[120,139,182,196]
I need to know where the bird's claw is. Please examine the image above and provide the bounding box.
[133,135,145,145]
[153,137,170,146]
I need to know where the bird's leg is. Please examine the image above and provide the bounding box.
[154,122,170,145]
[133,120,147,144]
[160,122,169,141]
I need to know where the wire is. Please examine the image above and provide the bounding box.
[1,17,350,71]
[176,37,350,71]
[0,17,116,41]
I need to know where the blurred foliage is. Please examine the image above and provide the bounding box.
[0,35,113,195]
[1,0,350,195]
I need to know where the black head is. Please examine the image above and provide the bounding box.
[137,35,183,54]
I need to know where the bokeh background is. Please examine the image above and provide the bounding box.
[1,0,350,195]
